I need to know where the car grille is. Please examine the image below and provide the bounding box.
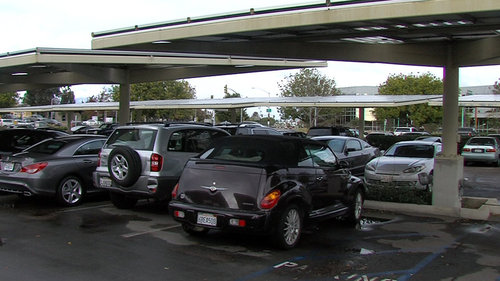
[365,178,417,188]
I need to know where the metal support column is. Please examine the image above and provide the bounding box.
[358,108,365,138]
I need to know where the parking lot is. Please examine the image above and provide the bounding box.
[1,167,500,281]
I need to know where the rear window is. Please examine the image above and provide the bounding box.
[308,128,333,137]
[27,139,66,154]
[203,138,275,163]
[106,129,157,150]
[167,129,228,153]
[467,137,495,146]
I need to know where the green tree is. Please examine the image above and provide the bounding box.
[374,73,443,127]
[110,80,197,121]
[493,78,500,94]
[0,92,19,108]
[60,86,75,104]
[23,87,61,106]
[215,85,249,123]
[278,68,342,126]
[86,86,114,103]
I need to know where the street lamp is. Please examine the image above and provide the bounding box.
[227,87,243,123]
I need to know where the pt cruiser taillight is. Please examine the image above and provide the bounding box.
[260,190,281,209]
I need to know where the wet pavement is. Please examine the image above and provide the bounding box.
[0,195,499,281]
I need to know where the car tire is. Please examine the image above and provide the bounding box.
[344,189,364,227]
[182,223,209,236]
[108,146,142,187]
[273,204,302,249]
[109,192,138,209]
[57,176,84,207]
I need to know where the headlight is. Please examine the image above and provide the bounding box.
[365,161,376,172]
[403,165,425,173]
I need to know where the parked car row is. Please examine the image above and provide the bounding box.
[0,124,369,249]
[1,123,497,249]
[0,118,62,128]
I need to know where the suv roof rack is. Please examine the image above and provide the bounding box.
[125,121,164,125]
[164,122,213,127]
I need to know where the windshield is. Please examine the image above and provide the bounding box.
[385,143,435,158]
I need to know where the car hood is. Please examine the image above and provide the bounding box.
[369,156,433,174]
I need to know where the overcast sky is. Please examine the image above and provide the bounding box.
[1,0,499,101]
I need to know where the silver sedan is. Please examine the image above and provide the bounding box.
[364,141,442,191]
[0,135,106,206]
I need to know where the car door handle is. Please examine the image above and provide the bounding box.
[83,160,93,164]
[316,176,324,181]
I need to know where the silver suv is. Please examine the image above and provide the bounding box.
[93,123,230,209]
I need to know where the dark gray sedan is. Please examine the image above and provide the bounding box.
[312,136,381,176]
[0,135,106,206]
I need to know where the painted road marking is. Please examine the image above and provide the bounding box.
[121,224,181,238]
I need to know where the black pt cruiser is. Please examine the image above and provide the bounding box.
[169,135,365,249]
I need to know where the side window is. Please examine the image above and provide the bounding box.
[346,140,362,151]
[297,145,314,167]
[74,140,106,156]
[305,143,337,168]
[252,129,268,135]
[168,129,221,153]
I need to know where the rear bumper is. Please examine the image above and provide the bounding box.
[462,152,497,163]
[0,176,54,196]
[169,201,274,234]
[93,171,176,200]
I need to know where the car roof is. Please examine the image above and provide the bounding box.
[54,134,107,141]
[393,140,441,146]
[311,135,353,140]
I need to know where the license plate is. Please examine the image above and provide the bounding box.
[2,162,14,171]
[380,175,393,183]
[99,177,112,188]
[197,213,217,226]
[472,149,483,153]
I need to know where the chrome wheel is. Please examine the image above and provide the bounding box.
[353,192,363,221]
[58,177,83,206]
[111,154,129,180]
[283,208,301,246]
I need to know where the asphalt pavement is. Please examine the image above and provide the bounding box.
[0,194,499,281]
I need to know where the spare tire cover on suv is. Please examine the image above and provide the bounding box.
[108,146,142,187]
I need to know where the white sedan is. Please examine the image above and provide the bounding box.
[364,141,442,191]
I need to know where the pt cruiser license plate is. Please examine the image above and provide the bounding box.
[197,213,217,226]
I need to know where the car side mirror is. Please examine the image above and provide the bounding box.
[339,160,350,169]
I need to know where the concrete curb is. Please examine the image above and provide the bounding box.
[365,196,500,221]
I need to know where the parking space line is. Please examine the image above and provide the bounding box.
[121,224,181,238]
[234,232,468,281]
